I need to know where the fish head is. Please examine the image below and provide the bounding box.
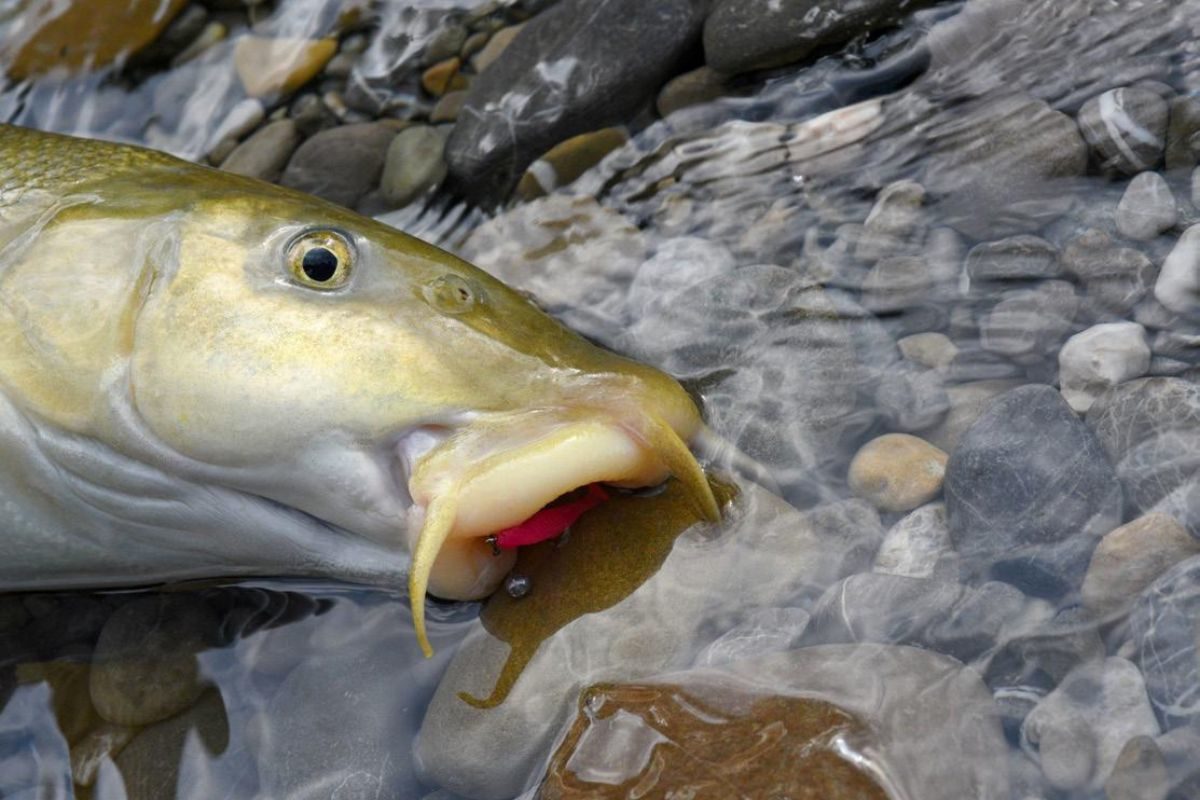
[124,180,717,653]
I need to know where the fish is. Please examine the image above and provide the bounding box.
[0,123,719,655]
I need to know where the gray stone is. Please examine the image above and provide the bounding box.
[966,235,1060,284]
[979,280,1078,359]
[219,119,300,182]
[1083,513,1200,618]
[703,0,939,75]
[1131,556,1200,727]
[873,502,954,580]
[922,379,1023,454]
[1058,322,1151,412]
[874,366,950,431]
[1078,88,1169,176]
[1105,735,1171,800]
[1155,223,1200,317]
[1062,228,1157,314]
[113,690,229,800]
[692,607,811,668]
[280,122,398,208]
[90,595,218,727]
[1166,95,1200,171]
[379,125,448,207]
[1022,658,1159,791]
[898,332,958,371]
[415,488,884,798]
[1116,172,1177,240]
[862,255,940,313]
[445,0,706,205]
[944,385,1123,600]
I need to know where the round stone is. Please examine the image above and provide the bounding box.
[848,434,948,513]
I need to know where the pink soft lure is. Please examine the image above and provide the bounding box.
[493,484,610,549]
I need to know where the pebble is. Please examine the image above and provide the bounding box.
[1062,228,1157,314]
[205,97,265,155]
[219,118,300,182]
[1105,735,1172,800]
[169,20,225,68]
[873,502,954,580]
[1116,171,1177,240]
[847,433,948,513]
[1078,87,1169,175]
[1166,95,1200,171]
[379,125,448,207]
[1155,222,1200,316]
[899,332,958,371]
[1131,556,1200,727]
[966,235,1060,284]
[922,379,1022,453]
[874,366,950,432]
[656,66,732,117]
[233,36,337,98]
[135,4,208,65]
[113,690,230,800]
[514,127,628,201]
[944,385,1122,600]
[421,56,468,96]
[693,607,812,668]
[979,280,1077,359]
[1058,322,1151,412]
[424,20,468,65]
[280,121,399,208]
[861,255,939,313]
[1022,658,1159,791]
[1082,513,1199,618]
[430,90,467,123]
[470,23,523,73]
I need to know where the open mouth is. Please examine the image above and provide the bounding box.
[399,409,719,656]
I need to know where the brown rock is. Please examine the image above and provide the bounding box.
[220,119,301,182]
[515,127,628,201]
[471,23,524,73]
[233,35,337,98]
[421,56,468,96]
[430,90,468,123]
[656,66,731,117]
[1082,513,1200,616]
[848,433,948,513]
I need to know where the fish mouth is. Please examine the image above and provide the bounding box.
[400,409,719,656]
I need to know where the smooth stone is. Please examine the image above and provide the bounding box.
[1105,734,1171,800]
[1082,513,1200,618]
[1058,322,1151,412]
[1078,88,1169,176]
[280,122,399,208]
[1062,228,1157,314]
[978,280,1078,359]
[944,385,1122,599]
[874,367,950,432]
[848,433,948,513]
[169,19,225,68]
[966,235,1060,284]
[1116,172,1178,240]
[424,21,468,65]
[89,595,218,727]
[430,90,467,123]
[421,56,468,96]
[873,502,954,580]
[206,97,265,155]
[515,127,628,201]
[692,607,811,668]
[1021,658,1159,791]
[922,95,1087,240]
[233,36,337,98]
[899,332,958,371]
[112,690,229,800]
[380,125,448,207]
[922,379,1023,453]
[133,4,207,64]
[1167,96,1200,172]
[289,92,336,138]
[416,488,884,799]
[802,573,1036,664]
[445,0,706,205]
[703,0,938,75]
[1131,557,1200,727]
[219,119,301,182]
[861,255,940,313]
[656,66,732,117]
[1155,223,1200,316]
[469,23,523,73]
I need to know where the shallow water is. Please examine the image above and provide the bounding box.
[5,0,1200,797]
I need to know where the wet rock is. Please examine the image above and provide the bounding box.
[421,56,468,96]
[861,255,939,313]
[424,21,468,65]
[514,127,628,201]
[847,434,947,513]
[1058,322,1151,412]
[233,36,337,99]
[873,502,954,580]
[1130,556,1200,727]
[923,95,1087,240]
[693,607,811,668]
[703,0,937,75]
[133,4,208,65]
[219,119,300,182]
[1078,88,1169,175]
[856,179,928,263]
[430,90,467,123]
[966,235,1060,284]
[170,19,225,68]
[922,379,1023,453]
[380,125,448,207]
[1155,223,1200,317]
[470,23,523,73]
[898,332,958,371]
[1062,229,1157,314]
[1116,172,1177,240]
[1105,734,1171,800]
[656,66,732,117]
[289,92,336,137]
[978,280,1078,359]
[874,366,950,432]
[1082,513,1199,618]
[445,0,706,205]
[416,488,884,798]
[113,690,229,800]
[803,573,1034,664]
[206,97,265,157]
[944,385,1122,600]
[89,595,218,727]
[280,122,398,208]
[1022,658,1159,791]
[1166,96,1200,172]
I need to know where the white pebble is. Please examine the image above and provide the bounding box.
[1058,322,1151,412]
[1155,223,1200,315]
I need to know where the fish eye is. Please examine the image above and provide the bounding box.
[424,274,479,314]
[287,230,353,290]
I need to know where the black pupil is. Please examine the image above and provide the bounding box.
[301,247,339,282]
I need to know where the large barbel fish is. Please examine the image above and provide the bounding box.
[0,124,718,654]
